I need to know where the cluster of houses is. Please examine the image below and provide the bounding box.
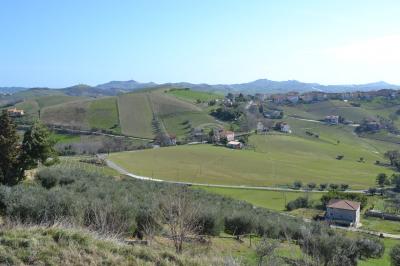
[254,89,400,105]
[7,108,24,117]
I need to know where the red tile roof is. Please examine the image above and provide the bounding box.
[327,199,360,211]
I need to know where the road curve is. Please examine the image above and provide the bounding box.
[104,156,367,194]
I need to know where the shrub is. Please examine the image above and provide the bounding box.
[224,213,254,236]
[292,181,303,190]
[286,196,311,211]
[319,183,328,191]
[356,238,385,259]
[390,244,400,266]
[197,210,224,236]
[37,171,59,189]
[306,182,316,190]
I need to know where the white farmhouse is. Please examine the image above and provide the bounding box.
[325,199,361,227]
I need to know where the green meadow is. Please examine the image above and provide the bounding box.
[166,88,223,103]
[109,133,392,189]
[195,186,322,211]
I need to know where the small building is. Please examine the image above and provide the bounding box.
[277,122,291,133]
[7,108,24,117]
[226,140,243,149]
[256,122,268,134]
[325,115,339,125]
[224,131,235,142]
[169,134,177,145]
[326,199,361,227]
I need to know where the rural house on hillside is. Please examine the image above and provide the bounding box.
[325,115,339,125]
[325,199,361,227]
[275,122,292,133]
[227,140,243,149]
[7,108,24,117]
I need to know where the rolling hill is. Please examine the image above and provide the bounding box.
[3,79,400,97]
[12,88,222,139]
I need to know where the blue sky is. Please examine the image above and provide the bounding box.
[1,0,400,87]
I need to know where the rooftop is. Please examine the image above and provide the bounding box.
[327,199,360,211]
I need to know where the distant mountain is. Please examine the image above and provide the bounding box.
[0,87,27,95]
[96,80,157,91]
[2,79,400,96]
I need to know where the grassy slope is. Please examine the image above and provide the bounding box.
[41,100,90,129]
[88,97,120,133]
[283,100,378,122]
[118,92,154,138]
[162,112,220,138]
[152,91,222,139]
[0,226,246,266]
[35,95,82,109]
[166,89,223,103]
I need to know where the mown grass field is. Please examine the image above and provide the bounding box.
[283,100,378,122]
[117,92,154,138]
[196,186,322,211]
[87,97,120,132]
[166,88,223,103]
[109,132,392,189]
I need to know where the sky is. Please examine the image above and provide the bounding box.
[1,0,400,87]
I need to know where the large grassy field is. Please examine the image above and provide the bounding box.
[41,100,90,129]
[109,132,393,189]
[283,100,378,123]
[166,88,223,103]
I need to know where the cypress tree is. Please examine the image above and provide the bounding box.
[0,110,21,185]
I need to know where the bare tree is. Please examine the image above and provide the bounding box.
[160,186,200,253]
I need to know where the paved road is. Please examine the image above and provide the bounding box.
[104,156,367,194]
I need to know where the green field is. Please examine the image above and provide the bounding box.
[283,100,378,122]
[149,91,201,116]
[196,186,322,211]
[109,132,392,189]
[166,88,223,103]
[87,97,120,132]
[41,100,90,129]
[161,111,222,139]
[117,92,154,138]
